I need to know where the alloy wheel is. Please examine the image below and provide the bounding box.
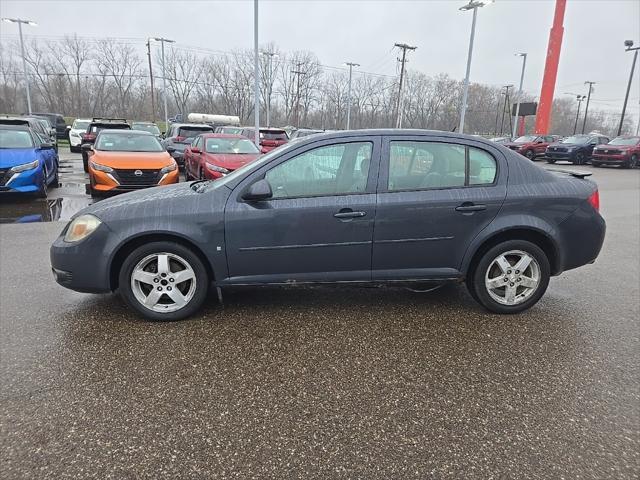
[130,252,197,313]
[485,250,541,306]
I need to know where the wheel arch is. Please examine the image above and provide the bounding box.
[464,227,561,280]
[109,232,215,290]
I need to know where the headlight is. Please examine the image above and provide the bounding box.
[90,161,113,173]
[64,214,102,243]
[10,159,39,173]
[160,162,177,174]
[206,163,229,174]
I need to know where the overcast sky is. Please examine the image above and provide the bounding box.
[1,0,638,119]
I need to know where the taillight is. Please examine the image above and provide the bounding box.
[588,190,599,212]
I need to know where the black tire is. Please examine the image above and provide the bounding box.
[82,152,89,173]
[50,161,59,187]
[70,145,81,153]
[524,149,534,160]
[38,167,48,198]
[468,240,550,314]
[118,241,209,321]
[574,152,585,165]
[546,158,556,164]
[624,154,638,169]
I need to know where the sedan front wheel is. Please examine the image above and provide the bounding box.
[469,240,550,314]
[119,241,209,321]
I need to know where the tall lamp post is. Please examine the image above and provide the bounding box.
[261,51,278,127]
[512,52,527,139]
[581,81,595,134]
[2,17,37,114]
[570,94,586,135]
[150,37,175,132]
[344,61,360,129]
[458,0,494,134]
[619,40,639,136]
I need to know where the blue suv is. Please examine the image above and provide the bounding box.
[0,124,59,197]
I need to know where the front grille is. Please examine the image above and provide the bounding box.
[113,169,160,186]
[598,149,622,155]
[0,168,9,187]
[550,147,567,153]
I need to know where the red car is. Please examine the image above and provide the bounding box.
[592,136,640,168]
[503,135,556,161]
[183,133,261,180]
[239,127,288,153]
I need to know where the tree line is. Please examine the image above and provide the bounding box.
[0,35,633,136]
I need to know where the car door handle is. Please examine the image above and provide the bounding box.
[455,203,487,213]
[334,210,367,219]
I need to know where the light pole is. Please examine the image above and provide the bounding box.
[261,51,278,127]
[253,0,260,146]
[581,81,595,134]
[458,0,494,134]
[2,17,37,114]
[569,94,586,135]
[150,37,175,132]
[512,52,527,140]
[344,62,360,129]
[619,40,639,136]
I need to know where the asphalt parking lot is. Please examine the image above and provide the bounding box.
[1,148,639,478]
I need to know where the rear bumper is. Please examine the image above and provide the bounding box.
[557,203,606,273]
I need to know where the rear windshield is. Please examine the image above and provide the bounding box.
[219,127,243,135]
[0,129,34,148]
[96,133,164,152]
[132,123,161,135]
[178,127,213,138]
[73,120,90,130]
[205,137,259,154]
[260,130,288,140]
[609,137,640,146]
[91,124,130,133]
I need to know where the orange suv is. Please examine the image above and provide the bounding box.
[87,130,178,196]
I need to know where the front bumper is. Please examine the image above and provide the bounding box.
[50,223,114,293]
[545,150,576,161]
[0,165,44,193]
[592,153,629,164]
[90,167,180,193]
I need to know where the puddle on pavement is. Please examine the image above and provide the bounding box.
[0,181,95,224]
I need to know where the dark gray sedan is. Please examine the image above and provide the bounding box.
[51,129,605,321]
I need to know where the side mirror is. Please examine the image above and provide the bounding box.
[81,143,93,151]
[191,147,201,154]
[166,146,176,154]
[39,143,54,150]
[243,179,273,201]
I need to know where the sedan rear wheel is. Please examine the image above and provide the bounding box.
[469,240,550,314]
[625,154,638,169]
[119,242,209,321]
[524,149,534,160]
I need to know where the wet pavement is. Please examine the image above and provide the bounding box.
[0,152,639,478]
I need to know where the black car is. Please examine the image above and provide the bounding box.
[51,129,605,321]
[80,118,131,172]
[31,112,67,140]
[545,134,610,165]
[162,123,215,168]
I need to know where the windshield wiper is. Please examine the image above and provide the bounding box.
[190,179,212,193]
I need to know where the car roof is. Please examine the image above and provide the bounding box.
[172,123,214,128]
[99,129,153,135]
[132,121,156,125]
[199,133,247,139]
[0,123,31,131]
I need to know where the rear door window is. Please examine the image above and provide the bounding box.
[388,141,496,191]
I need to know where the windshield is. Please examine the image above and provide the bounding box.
[514,135,536,143]
[72,120,90,130]
[0,129,34,149]
[91,124,129,133]
[609,137,640,146]
[132,123,161,135]
[561,135,589,144]
[95,133,164,152]
[205,137,259,154]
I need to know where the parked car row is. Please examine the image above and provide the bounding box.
[499,133,639,168]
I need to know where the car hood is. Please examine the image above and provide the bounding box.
[203,153,260,169]
[91,151,174,168]
[74,181,229,222]
[0,148,39,168]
